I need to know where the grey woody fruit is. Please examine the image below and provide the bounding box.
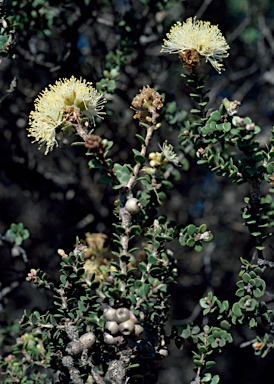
[114,307,130,323]
[118,319,135,335]
[66,340,83,355]
[103,307,116,321]
[79,332,96,349]
[134,324,144,336]
[105,321,119,335]
[129,311,139,324]
[125,198,141,214]
[104,332,118,345]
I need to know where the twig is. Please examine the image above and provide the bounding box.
[195,0,213,19]
[127,125,155,190]
[0,76,17,104]
[62,356,84,384]
[227,11,252,44]
[258,258,274,269]
[240,338,256,348]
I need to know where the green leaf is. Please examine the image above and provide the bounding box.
[249,318,257,328]
[99,174,113,184]
[113,163,133,184]
[199,224,207,233]
[15,236,23,245]
[60,275,67,285]
[205,361,216,369]
[232,302,243,317]
[138,283,149,297]
[187,224,197,235]
[148,255,158,264]
[194,244,203,252]
[253,288,263,298]
[186,238,195,247]
[193,359,204,367]
[132,149,145,165]
[181,328,191,339]
[235,288,245,297]
[223,122,231,132]
[251,231,261,237]
[266,163,274,174]
[79,300,88,311]
[88,158,104,170]
[219,300,229,313]
[220,320,231,330]
[191,108,202,114]
[135,134,145,145]
[210,111,221,121]
[242,272,250,283]
[138,262,147,274]
[134,154,145,165]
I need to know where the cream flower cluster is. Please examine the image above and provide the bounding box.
[161,17,230,73]
[149,141,179,168]
[28,76,106,154]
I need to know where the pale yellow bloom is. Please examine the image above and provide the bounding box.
[28,76,106,154]
[161,17,229,73]
[159,141,179,165]
[149,141,179,168]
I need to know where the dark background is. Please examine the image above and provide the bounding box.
[1,0,274,382]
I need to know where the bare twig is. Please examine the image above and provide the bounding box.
[0,76,17,104]
[195,0,213,20]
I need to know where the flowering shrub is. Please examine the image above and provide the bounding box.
[1,6,274,384]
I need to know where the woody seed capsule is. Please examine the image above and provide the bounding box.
[104,332,118,345]
[118,319,135,335]
[125,198,141,215]
[103,307,116,321]
[105,321,119,335]
[114,307,130,323]
[134,324,144,336]
[79,332,96,349]
[66,340,83,355]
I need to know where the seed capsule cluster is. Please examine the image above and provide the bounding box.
[103,307,144,345]
[66,331,96,355]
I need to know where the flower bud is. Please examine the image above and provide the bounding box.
[114,308,130,323]
[118,319,135,335]
[101,138,108,148]
[149,160,158,168]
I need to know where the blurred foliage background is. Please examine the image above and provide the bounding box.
[1,0,274,382]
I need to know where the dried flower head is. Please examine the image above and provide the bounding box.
[131,85,163,125]
[81,233,116,282]
[161,17,229,73]
[84,232,108,259]
[84,134,104,154]
[28,76,106,154]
